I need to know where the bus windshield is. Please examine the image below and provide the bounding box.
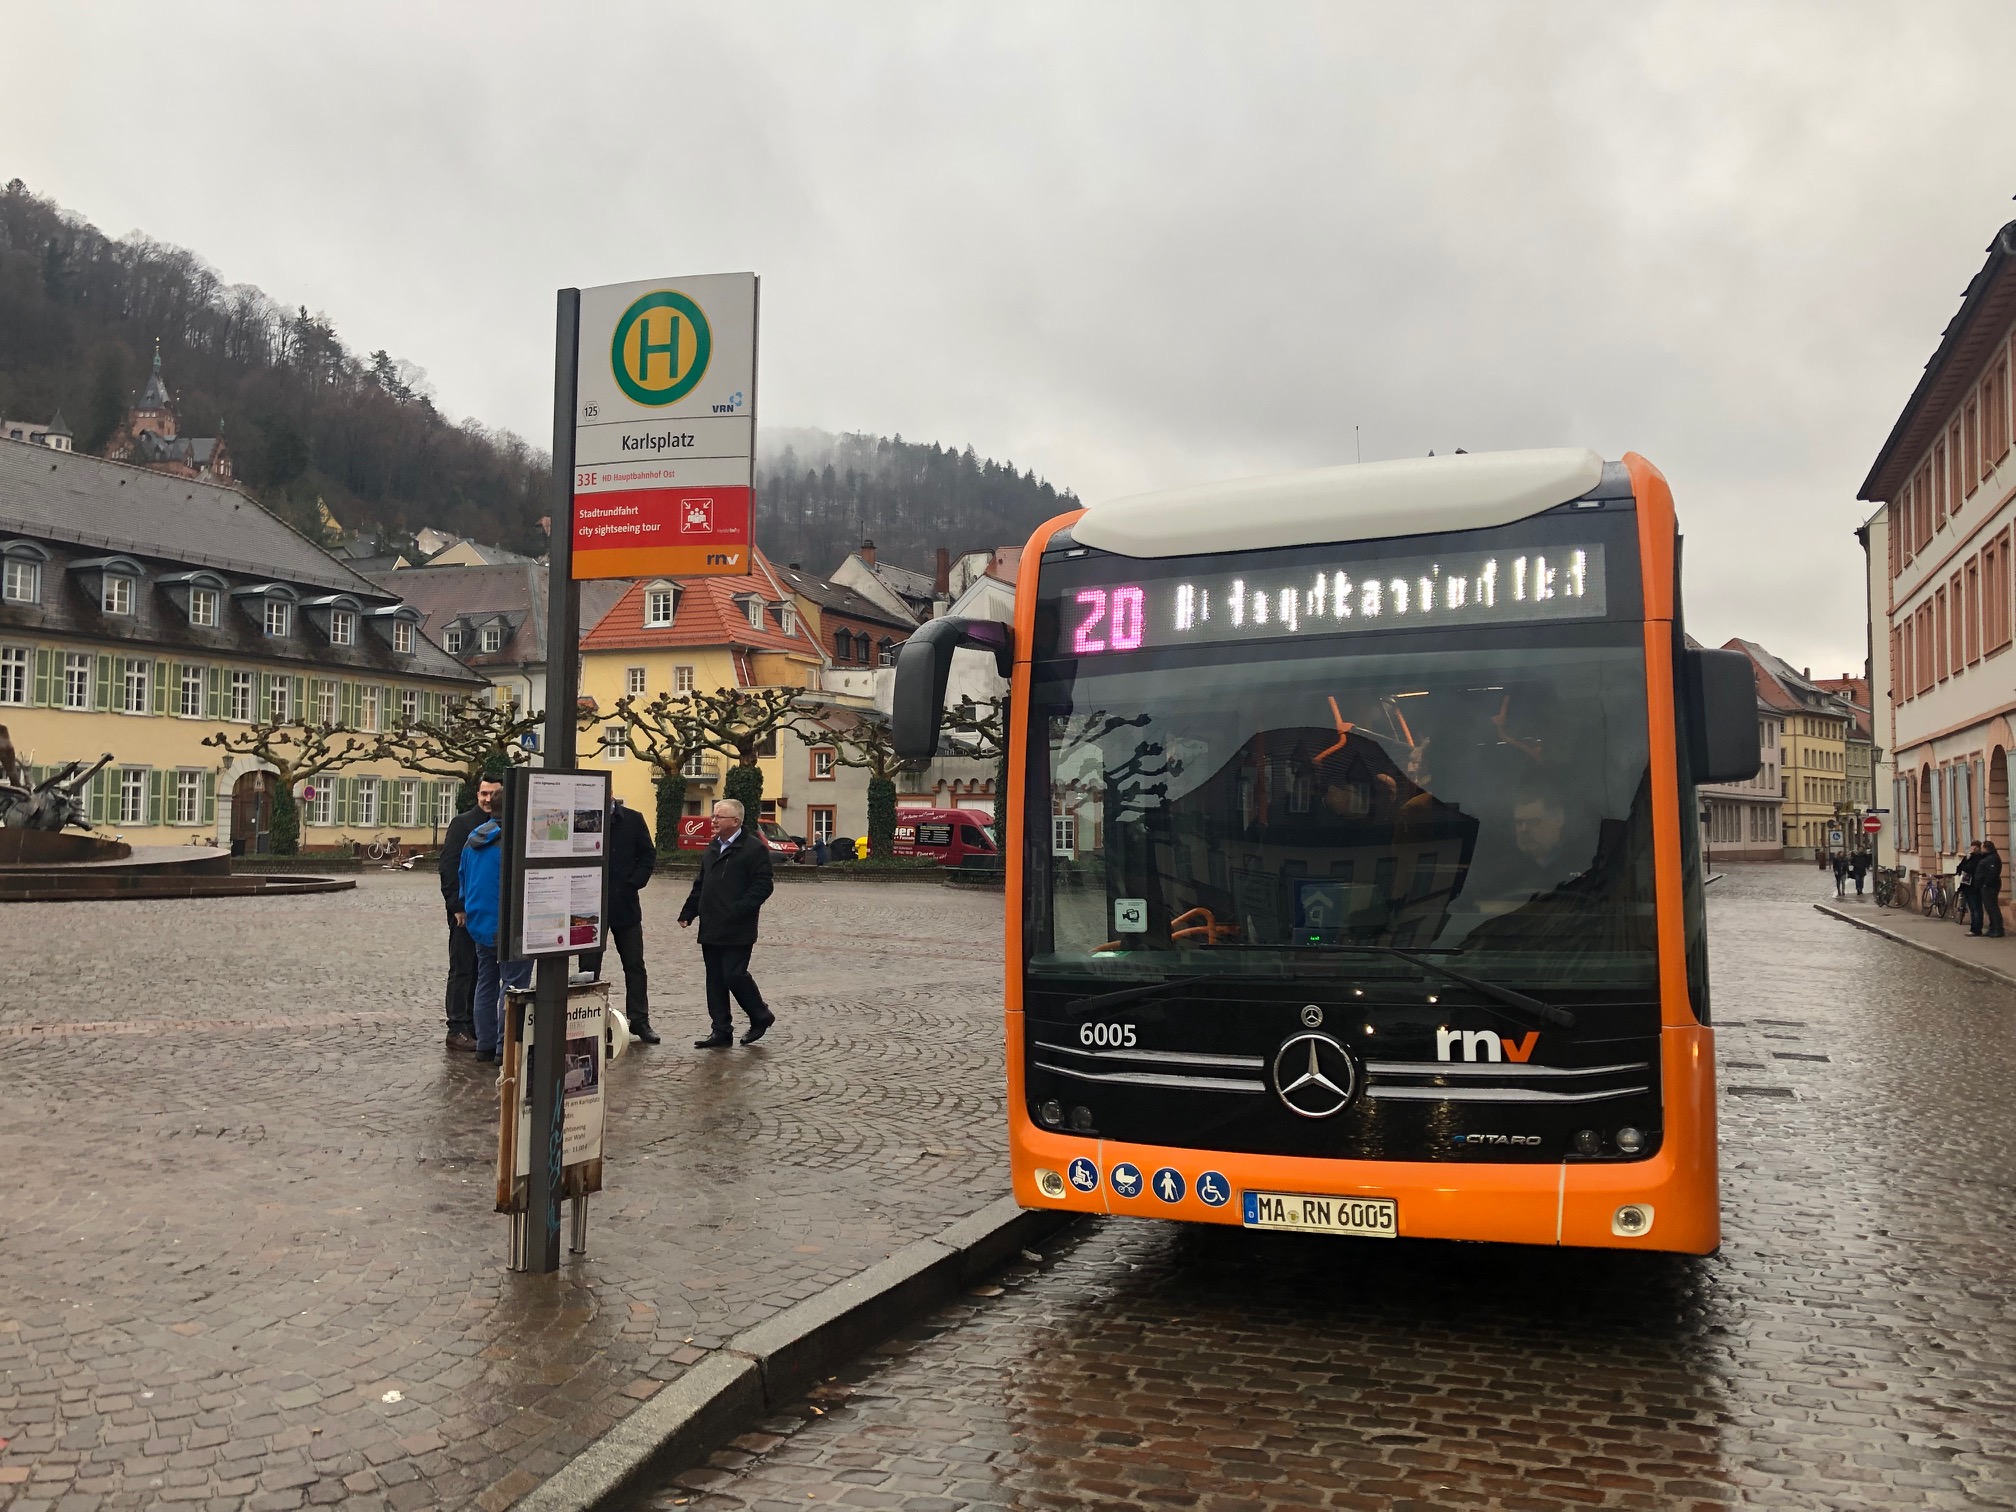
[1026,632,1657,992]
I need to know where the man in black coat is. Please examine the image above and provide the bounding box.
[678,797,776,1048]
[1975,840,2005,937]
[436,774,503,1052]
[579,798,661,1043]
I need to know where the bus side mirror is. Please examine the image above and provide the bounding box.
[1684,648,1761,783]
[892,618,1015,761]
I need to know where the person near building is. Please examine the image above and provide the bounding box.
[1831,851,1848,897]
[1848,851,1869,897]
[678,798,777,1049]
[459,793,531,1065]
[1972,840,2004,937]
[579,797,661,1044]
[436,774,504,1052]
[1955,842,1982,933]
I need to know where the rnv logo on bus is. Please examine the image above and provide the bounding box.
[1435,1028,1539,1062]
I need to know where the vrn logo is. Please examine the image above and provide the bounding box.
[1435,1028,1539,1063]
[710,390,746,415]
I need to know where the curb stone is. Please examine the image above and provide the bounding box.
[513,1195,1076,1512]
[1814,901,2016,990]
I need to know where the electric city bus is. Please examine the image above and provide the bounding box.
[894,449,1758,1254]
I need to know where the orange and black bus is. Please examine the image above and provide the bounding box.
[894,449,1758,1253]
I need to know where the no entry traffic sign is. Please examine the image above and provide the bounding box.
[1863,815,1882,832]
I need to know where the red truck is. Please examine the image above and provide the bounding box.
[893,808,998,868]
[676,815,802,860]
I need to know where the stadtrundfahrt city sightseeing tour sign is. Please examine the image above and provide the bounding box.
[569,272,757,579]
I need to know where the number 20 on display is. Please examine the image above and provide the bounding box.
[1072,587,1146,655]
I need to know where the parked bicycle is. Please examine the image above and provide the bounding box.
[1872,865,1904,908]
[1921,873,1954,919]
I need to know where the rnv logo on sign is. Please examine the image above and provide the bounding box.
[1435,1028,1539,1063]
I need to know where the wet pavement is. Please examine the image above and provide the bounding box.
[0,873,1008,1511]
[633,863,2016,1511]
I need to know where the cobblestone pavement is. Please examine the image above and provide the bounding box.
[1819,883,2016,988]
[0,873,1008,1512]
[635,864,2016,1511]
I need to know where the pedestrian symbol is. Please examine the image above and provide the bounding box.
[1151,1167,1186,1203]
[1067,1156,1100,1193]
[1196,1170,1230,1207]
[1110,1162,1143,1199]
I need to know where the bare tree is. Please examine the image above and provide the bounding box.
[201,718,373,854]
[685,686,803,815]
[591,692,705,856]
[377,697,545,813]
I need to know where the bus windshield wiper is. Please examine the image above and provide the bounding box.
[1208,944,1575,1029]
[1066,975,1213,1015]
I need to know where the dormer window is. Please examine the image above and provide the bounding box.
[2,557,38,604]
[644,584,676,628]
[481,623,504,653]
[264,598,292,637]
[446,626,466,655]
[780,603,797,636]
[190,587,219,626]
[394,620,414,654]
[745,598,764,631]
[103,574,135,615]
[330,609,356,646]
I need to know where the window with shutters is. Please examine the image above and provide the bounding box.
[1919,603,1936,693]
[1889,501,1902,578]
[179,663,204,716]
[1948,420,1964,518]
[1891,627,1904,699]
[1949,573,1964,672]
[271,677,293,722]
[1965,399,1981,497]
[120,658,149,713]
[331,609,356,646]
[230,669,254,722]
[674,664,695,693]
[361,686,382,732]
[1966,558,1982,664]
[1922,462,1940,531]
[1988,352,2012,466]
[397,779,418,828]
[309,784,333,826]
[0,646,25,705]
[358,780,378,827]
[315,680,336,725]
[103,575,134,615]
[118,768,145,825]
[1934,590,1948,680]
[627,666,647,696]
[2,558,39,603]
[173,770,202,825]
[399,688,417,724]
[190,587,219,627]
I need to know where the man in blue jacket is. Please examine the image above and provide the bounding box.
[460,804,531,1064]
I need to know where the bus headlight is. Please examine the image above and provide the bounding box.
[1038,1100,1063,1128]
[1035,1168,1067,1199]
[1572,1129,1601,1156]
[1614,1126,1646,1155]
[1069,1105,1096,1133]
[1611,1204,1654,1237]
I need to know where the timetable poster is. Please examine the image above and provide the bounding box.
[524,773,606,860]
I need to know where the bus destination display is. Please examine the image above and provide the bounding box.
[1059,543,1607,658]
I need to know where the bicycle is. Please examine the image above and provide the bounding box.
[363,833,402,863]
[1872,865,1903,908]
[1921,874,1954,919]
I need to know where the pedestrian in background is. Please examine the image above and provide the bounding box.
[460,793,530,1065]
[580,796,661,1044]
[1849,851,1869,897]
[678,798,777,1049]
[1831,851,1848,897]
[436,774,504,1052]
[1957,842,1982,934]
[1977,840,2005,937]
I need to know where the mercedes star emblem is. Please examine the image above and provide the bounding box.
[1300,1004,1324,1028]
[1271,1032,1358,1119]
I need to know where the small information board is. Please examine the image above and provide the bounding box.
[498,768,611,960]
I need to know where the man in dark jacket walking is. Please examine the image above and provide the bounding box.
[1958,842,1984,933]
[679,798,776,1048]
[1974,840,2005,937]
[580,797,661,1043]
[436,774,504,1051]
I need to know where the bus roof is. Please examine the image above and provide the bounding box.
[1071,447,1607,558]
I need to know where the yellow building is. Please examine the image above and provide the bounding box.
[1727,639,1853,856]
[0,441,487,849]
[577,554,827,824]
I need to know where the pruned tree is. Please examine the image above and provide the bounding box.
[201,719,373,855]
[795,705,916,859]
[945,694,1010,846]
[592,692,705,859]
[377,696,544,813]
[685,686,802,817]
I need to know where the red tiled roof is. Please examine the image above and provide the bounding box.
[580,549,823,664]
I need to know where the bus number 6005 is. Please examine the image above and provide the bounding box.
[1081,1022,1137,1048]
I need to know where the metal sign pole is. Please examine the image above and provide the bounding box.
[526,287,584,1275]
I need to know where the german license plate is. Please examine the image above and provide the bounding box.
[1243,1190,1398,1238]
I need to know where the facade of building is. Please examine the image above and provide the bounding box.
[1697,699,1785,863]
[1814,675,1876,818]
[771,562,915,682]
[0,441,484,848]
[1,412,71,451]
[1858,220,2016,888]
[1726,640,1852,856]
[829,540,939,624]
[105,345,232,482]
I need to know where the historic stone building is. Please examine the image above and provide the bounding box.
[106,344,233,482]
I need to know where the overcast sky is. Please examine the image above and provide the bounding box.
[10,1,2016,679]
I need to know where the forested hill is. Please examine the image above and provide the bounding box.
[755,428,1077,575]
[0,181,1076,570]
[0,179,547,551]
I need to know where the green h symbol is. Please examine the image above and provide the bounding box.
[634,313,679,385]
